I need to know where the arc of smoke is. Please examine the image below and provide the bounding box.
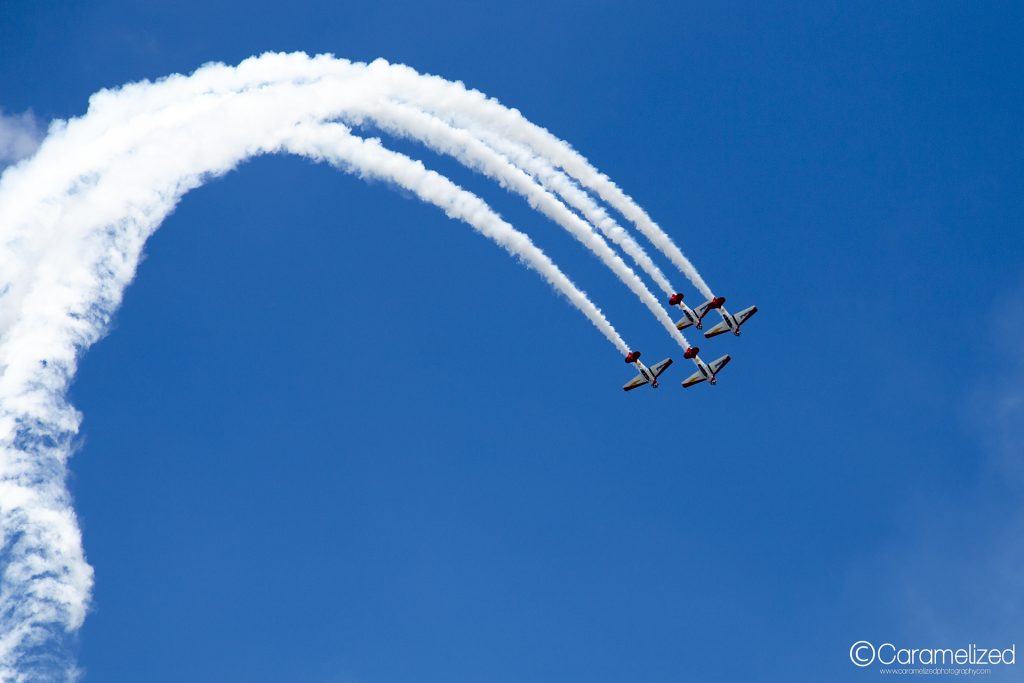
[0,52,703,679]
[1,55,690,344]
[364,59,715,299]
[0,60,656,349]
[333,98,692,349]
[0,62,633,678]
[142,52,710,302]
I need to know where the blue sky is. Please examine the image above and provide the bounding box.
[2,1,1023,681]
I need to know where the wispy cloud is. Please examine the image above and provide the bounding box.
[857,281,1024,650]
[0,109,43,166]
[976,285,1024,485]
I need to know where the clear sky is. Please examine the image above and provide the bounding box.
[1,1,1023,681]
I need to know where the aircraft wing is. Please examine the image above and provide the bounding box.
[735,305,758,325]
[681,369,707,388]
[675,315,694,330]
[650,357,674,377]
[709,354,731,374]
[703,320,731,338]
[623,374,649,391]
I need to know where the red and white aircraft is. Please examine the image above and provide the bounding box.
[680,346,731,388]
[668,292,705,330]
[696,296,758,338]
[622,351,674,391]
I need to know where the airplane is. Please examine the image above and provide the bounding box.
[622,351,674,391]
[668,292,704,330]
[680,346,731,388]
[698,296,758,338]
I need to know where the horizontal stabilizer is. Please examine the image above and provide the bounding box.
[675,315,694,331]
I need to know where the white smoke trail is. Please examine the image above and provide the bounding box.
[467,132,681,297]
[332,99,691,349]
[365,60,715,299]
[281,121,630,353]
[0,51,699,679]
[0,58,679,348]
[60,55,692,344]
[346,99,679,296]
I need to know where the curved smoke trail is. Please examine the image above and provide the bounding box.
[368,60,715,299]
[0,52,700,679]
[340,98,680,295]
[332,99,692,349]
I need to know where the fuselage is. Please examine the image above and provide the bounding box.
[675,303,702,329]
[716,307,741,335]
[691,356,717,384]
[633,360,658,388]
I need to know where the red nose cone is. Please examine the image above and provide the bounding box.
[712,296,726,308]
[684,346,700,359]
[625,351,641,363]
[668,293,684,306]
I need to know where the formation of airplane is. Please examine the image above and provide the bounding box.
[622,292,757,391]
